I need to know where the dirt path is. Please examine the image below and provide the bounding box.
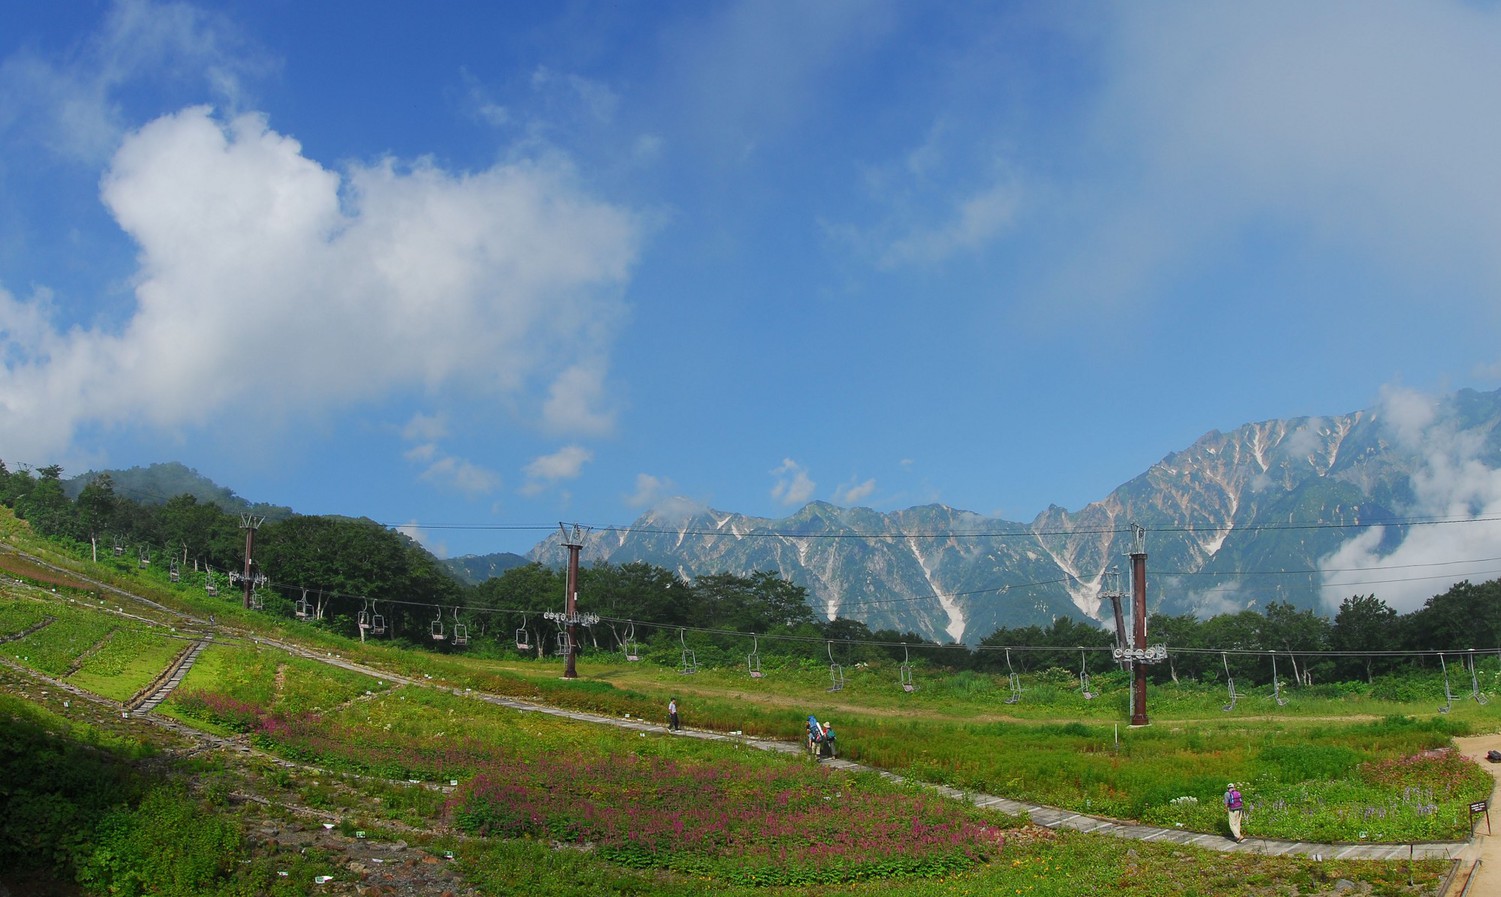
[1452,734,1501,892]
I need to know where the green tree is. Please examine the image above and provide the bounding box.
[1404,580,1501,652]
[473,562,565,656]
[1261,601,1333,686]
[1331,594,1399,682]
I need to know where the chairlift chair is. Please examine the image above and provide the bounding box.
[516,617,533,652]
[113,538,124,557]
[555,629,572,657]
[899,643,916,693]
[1439,654,1454,713]
[1004,649,1022,704]
[827,641,845,693]
[358,599,371,632]
[1079,650,1096,700]
[370,605,386,635]
[169,559,180,583]
[249,589,263,611]
[1271,653,1288,706]
[1221,653,1238,712]
[295,589,311,620]
[138,547,150,569]
[204,567,218,597]
[431,608,447,641]
[748,634,763,679]
[1468,650,1490,705]
[622,622,639,662]
[452,607,469,647]
[678,629,698,674]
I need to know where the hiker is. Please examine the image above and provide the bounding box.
[821,721,837,759]
[1224,782,1244,842]
[806,715,822,756]
[668,698,680,731]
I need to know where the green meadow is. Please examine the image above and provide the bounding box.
[1,521,1494,895]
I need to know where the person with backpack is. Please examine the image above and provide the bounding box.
[821,721,837,759]
[1224,782,1244,842]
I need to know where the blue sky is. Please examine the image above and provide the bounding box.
[3,1,1501,562]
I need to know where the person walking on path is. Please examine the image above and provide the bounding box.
[668,698,680,731]
[1224,782,1244,842]
[821,721,837,759]
[806,715,822,756]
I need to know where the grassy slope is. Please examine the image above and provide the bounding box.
[0,507,1489,895]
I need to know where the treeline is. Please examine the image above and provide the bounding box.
[0,463,850,653]
[3,461,1496,681]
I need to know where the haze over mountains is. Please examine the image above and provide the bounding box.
[63,387,1501,646]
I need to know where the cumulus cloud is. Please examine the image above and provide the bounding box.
[0,106,642,463]
[522,445,592,495]
[1318,386,1501,613]
[770,457,815,506]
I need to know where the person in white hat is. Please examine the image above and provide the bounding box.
[1224,783,1244,842]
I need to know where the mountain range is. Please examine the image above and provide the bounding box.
[518,387,1501,644]
[64,388,1501,646]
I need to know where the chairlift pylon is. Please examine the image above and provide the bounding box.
[1221,653,1238,712]
[900,643,916,693]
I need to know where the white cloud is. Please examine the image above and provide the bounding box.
[627,472,674,509]
[401,412,448,443]
[770,457,815,506]
[522,444,593,495]
[834,477,876,506]
[0,106,642,463]
[1318,386,1501,613]
[541,362,617,436]
[879,176,1021,268]
[395,519,446,558]
[418,455,503,498]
